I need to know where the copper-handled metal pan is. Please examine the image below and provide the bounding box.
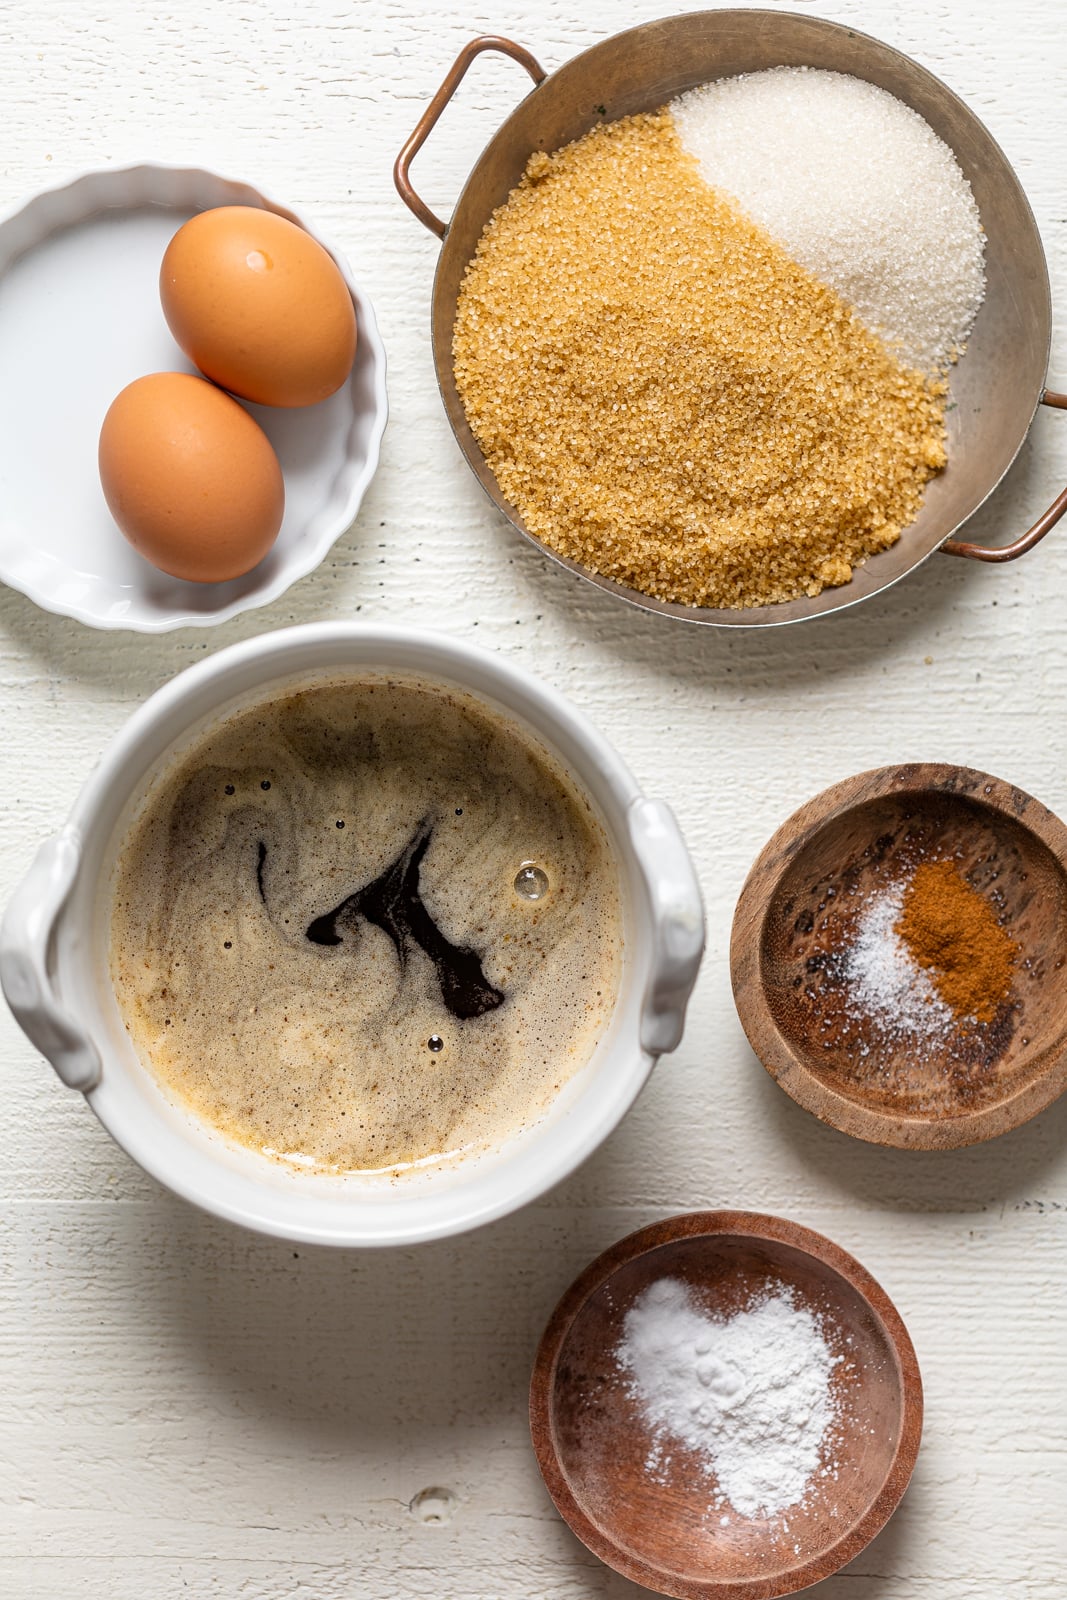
[396,10,1066,628]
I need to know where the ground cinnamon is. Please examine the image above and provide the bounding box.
[896,859,1016,1023]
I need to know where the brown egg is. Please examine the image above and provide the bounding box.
[160,206,358,407]
[99,373,285,582]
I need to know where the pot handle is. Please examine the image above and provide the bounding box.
[627,798,705,1057]
[942,389,1067,561]
[0,829,101,1092]
[394,35,547,240]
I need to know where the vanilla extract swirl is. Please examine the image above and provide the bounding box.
[304,819,505,1020]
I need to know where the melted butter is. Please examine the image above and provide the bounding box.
[109,675,623,1173]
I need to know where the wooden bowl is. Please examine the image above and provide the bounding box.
[530,1212,922,1599]
[731,764,1067,1149]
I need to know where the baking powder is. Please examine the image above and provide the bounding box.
[616,1278,838,1518]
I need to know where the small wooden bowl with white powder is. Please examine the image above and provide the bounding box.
[530,1211,921,1599]
[732,764,1067,1148]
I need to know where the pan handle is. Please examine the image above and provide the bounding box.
[394,35,547,240]
[942,389,1067,561]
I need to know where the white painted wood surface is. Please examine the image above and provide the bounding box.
[2,1,1066,1593]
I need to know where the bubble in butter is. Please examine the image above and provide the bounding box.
[160,206,358,408]
[98,372,285,583]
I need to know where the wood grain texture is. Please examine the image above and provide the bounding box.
[1,0,1065,1595]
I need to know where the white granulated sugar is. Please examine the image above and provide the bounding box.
[844,883,955,1040]
[671,67,986,372]
[616,1279,838,1519]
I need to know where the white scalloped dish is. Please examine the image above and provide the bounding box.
[0,164,388,631]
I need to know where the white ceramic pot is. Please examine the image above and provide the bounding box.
[1,625,704,1246]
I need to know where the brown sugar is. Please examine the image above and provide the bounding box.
[453,111,947,611]
[896,860,1016,1023]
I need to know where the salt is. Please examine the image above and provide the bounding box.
[843,881,957,1041]
[671,68,986,373]
[617,1279,838,1518]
